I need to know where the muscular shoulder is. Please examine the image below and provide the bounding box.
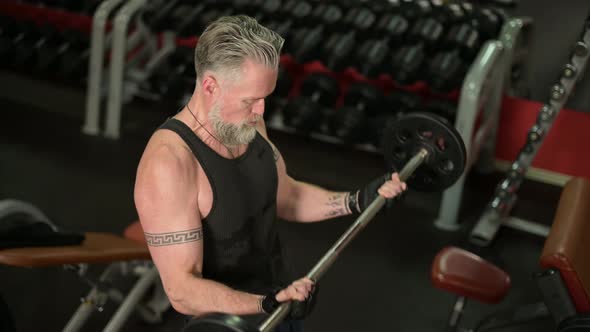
[135,131,199,212]
[139,130,196,177]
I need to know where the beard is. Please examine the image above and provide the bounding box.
[208,101,261,147]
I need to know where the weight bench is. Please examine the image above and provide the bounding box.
[0,215,169,332]
[432,177,590,331]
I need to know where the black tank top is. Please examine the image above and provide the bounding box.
[159,119,288,294]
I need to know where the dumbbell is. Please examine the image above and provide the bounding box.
[398,0,433,22]
[425,49,468,92]
[36,28,72,74]
[388,3,439,84]
[26,25,64,71]
[0,15,19,64]
[423,99,458,123]
[367,89,423,149]
[233,0,266,21]
[273,1,322,62]
[142,0,182,32]
[172,3,207,38]
[257,0,283,25]
[350,5,411,78]
[324,82,384,144]
[390,2,466,85]
[317,30,355,72]
[390,43,426,84]
[173,1,234,38]
[462,4,506,41]
[294,1,346,64]
[265,67,292,121]
[281,73,339,133]
[388,89,423,114]
[146,47,195,101]
[441,20,482,61]
[57,30,91,83]
[424,4,485,92]
[366,114,398,149]
[261,0,328,55]
[196,0,235,33]
[10,22,51,70]
[308,2,344,27]
[317,4,376,72]
[365,89,422,148]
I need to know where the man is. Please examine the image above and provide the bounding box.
[134,15,406,331]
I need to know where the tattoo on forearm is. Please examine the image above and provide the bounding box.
[324,193,350,217]
[144,228,203,247]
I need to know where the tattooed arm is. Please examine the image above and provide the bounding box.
[277,181,354,222]
[134,141,263,316]
[256,123,353,223]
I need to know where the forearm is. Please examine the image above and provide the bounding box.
[170,275,263,317]
[281,180,353,223]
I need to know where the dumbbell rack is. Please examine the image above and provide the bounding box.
[468,19,590,246]
[434,16,533,230]
[82,0,171,139]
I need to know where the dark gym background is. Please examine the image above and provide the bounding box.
[1,1,589,331]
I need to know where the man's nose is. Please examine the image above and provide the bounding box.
[252,99,265,116]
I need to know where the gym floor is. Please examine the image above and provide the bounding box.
[1,1,589,331]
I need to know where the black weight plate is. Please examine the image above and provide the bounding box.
[382,112,466,191]
[183,313,259,332]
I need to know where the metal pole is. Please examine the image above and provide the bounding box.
[82,0,125,136]
[470,23,590,246]
[103,266,159,332]
[258,149,429,332]
[104,0,147,139]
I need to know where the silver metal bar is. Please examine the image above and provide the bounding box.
[435,40,504,231]
[62,264,119,332]
[82,0,126,136]
[259,149,429,332]
[104,0,148,139]
[470,23,590,246]
[103,266,159,332]
[504,217,550,237]
[447,296,467,331]
[475,18,533,173]
[500,17,534,97]
[62,288,105,332]
[435,17,533,231]
[127,32,177,82]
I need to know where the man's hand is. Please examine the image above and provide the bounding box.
[377,173,407,199]
[275,277,315,303]
[261,277,318,319]
[349,172,407,214]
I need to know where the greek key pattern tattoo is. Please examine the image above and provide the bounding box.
[144,228,203,247]
[324,193,349,217]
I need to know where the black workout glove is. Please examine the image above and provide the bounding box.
[261,284,319,320]
[347,173,402,214]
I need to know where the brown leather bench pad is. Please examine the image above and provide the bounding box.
[0,232,150,267]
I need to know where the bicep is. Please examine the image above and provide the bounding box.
[134,151,204,285]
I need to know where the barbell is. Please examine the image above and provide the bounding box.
[183,112,467,332]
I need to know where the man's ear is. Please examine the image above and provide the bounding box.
[200,73,219,97]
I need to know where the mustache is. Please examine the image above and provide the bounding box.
[244,114,263,124]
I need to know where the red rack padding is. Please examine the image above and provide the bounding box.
[495,96,590,177]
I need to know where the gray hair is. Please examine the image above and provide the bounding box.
[194,15,284,83]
